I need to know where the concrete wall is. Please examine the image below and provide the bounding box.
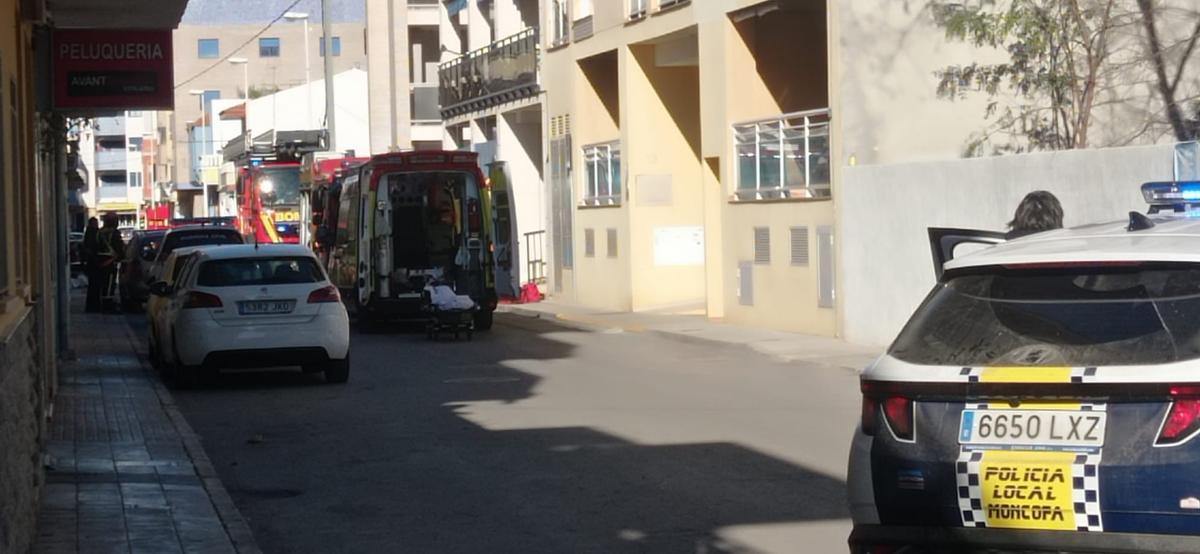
[840,144,1176,348]
[0,313,41,554]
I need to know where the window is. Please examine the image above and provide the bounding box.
[129,172,143,188]
[128,137,143,152]
[890,264,1200,367]
[198,38,219,59]
[198,257,325,287]
[581,142,620,206]
[629,0,647,19]
[320,36,341,57]
[606,228,618,258]
[734,110,831,201]
[127,110,142,117]
[550,0,569,46]
[259,37,280,58]
[584,228,595,257]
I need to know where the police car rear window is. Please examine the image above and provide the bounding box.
[889,264,1200,366]
[161,231,243,257]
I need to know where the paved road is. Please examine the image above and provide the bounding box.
[133,313,862,553]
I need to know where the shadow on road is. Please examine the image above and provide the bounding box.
[143,311,851,553]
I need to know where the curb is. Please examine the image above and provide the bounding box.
[120,319,262,554]
[499,305,623,334]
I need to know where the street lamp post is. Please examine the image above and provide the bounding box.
[284,12,313,129]
[188,89,210,217]
[229,57,249,136]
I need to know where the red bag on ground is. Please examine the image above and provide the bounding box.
[519,283,542,304]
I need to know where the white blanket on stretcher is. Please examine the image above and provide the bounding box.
[426,285,476,310]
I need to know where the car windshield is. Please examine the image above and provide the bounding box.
[160,231,243,259]
[889,264,1200,367]
[258,167,302,208]
[196,257,325,287]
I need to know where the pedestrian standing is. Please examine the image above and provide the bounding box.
[95,213,125,312]
[1006,191,1064,240]
[82,217,102,312]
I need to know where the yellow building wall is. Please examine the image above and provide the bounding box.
[623,44,706,311]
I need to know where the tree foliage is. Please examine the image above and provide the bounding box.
[930,0,1199,156]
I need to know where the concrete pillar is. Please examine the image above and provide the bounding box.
[439,4,460,62]
[467,0,492,50]
[493,0,522,39]
[367,0,412,153]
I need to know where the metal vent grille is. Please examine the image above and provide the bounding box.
[790,226,809,266]
[606,228,618,258]
[753,227,770,264]
[584,228,595,257]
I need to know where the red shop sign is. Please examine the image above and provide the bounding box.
[52,29,174,111]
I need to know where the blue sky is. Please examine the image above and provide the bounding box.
[181,0,365,25]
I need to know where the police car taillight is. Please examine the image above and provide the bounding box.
[861,394,914,441]
[1157,385,1200,446]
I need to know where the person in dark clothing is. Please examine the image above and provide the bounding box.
[82,217,102,312]
[93,213,125,312]
[1006,190,1064,240]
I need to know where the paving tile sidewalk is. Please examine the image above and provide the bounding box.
[501,300,881,372]
[33,300,258,554]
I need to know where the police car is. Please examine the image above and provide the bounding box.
[849,182,1200,553]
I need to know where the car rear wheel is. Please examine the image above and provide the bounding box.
[324,355,350,384]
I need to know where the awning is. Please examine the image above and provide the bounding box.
[46,0,189,28]
[96,201,141,212]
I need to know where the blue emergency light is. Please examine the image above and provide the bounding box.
[1142,181,1200,212]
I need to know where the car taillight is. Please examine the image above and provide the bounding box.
[1157,386,1200,446]
[883,396,915,441]
[183,291,223,309]
[307,285,341,304]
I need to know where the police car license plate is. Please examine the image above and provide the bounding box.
[959,409,1106,448]
[238,300,295,315]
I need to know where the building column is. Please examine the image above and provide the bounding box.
[466,0,492,50]
[367,0,412,153]
[493,0,522,39]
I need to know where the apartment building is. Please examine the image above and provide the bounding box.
[167,5,366,214]
[541,0,834,334]
[437,0,544,296]
[364,0,444,152]
[87,112,153,230]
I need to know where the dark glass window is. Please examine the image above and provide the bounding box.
[890,264,1200,367]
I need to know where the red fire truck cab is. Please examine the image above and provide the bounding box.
[223,130,325,244]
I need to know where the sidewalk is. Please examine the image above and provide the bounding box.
[500,300,881,373]
[33,299,258,554]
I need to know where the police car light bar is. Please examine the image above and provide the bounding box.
[1142,181,1200,213]
[1143,181,1200,203]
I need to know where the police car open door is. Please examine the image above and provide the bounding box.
[927,227,1006,280]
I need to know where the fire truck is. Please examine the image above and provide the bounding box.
[222,130,325,244]
[301,152,368,260]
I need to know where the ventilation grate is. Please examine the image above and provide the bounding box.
[790,226,810,266]
[584,228,595,257]
[606,228,618,258]
[753,227,770,264]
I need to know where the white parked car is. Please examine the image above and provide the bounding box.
[149,244,351,386]
[147,246,204,371]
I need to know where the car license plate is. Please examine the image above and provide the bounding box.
[238,300,295,315]
[959,409,1105,448]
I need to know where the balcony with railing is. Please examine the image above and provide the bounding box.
[732,109,831,202]
[95,148,127,172]
[439,28,540,119]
